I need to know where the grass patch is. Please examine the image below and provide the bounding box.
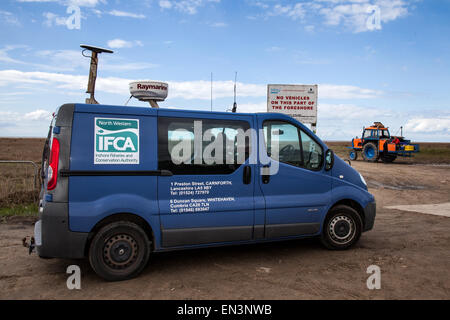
[0,203,38,217]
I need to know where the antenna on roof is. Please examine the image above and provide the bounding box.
[80,44,113,104]
[231,72,238,113]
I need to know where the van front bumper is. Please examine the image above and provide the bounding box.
[35,202,88,259]
[363,201,376,232]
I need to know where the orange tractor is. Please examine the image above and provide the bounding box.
[348,122,419,163]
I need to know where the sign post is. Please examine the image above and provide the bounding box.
[267,84,318,133]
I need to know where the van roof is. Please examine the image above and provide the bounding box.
[72,103,280,118]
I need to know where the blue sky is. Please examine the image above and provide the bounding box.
[0,0,449,141]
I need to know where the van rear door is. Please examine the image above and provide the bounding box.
[157,112,256,247]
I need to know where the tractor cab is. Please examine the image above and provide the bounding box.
[362,122,389,139]
[362,127,390,141]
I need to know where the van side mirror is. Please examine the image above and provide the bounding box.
[325,149,334,171]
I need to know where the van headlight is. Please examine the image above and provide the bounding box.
[359,173,367,187]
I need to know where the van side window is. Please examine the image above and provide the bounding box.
[263,121,302,167]
[263,121,323,171]
[299,130,323,171]
[158,117,251,175]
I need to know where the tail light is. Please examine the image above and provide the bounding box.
[47,137,60,190]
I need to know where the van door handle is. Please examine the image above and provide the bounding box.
[262,165,270,184]
[243,166,251,184]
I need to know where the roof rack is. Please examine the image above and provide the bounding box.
[373,122,385,128]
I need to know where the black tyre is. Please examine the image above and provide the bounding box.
[89,221,151,281]
[381,154,397,163]
[349,150,358,161]
[320,205,362,250]
[362,142,379,162]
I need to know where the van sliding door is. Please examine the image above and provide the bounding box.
[157,113,256,247]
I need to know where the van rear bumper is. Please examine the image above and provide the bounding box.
[363,201,376,232]
[35,202,88,259]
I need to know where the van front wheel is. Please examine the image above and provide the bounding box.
[89,221,150,281]
[320,205,362,250]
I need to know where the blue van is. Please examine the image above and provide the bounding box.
[35,103,375,281]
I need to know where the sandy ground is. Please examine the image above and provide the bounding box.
[0,160,449,300]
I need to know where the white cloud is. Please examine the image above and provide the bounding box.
[304,25,315,33]
[0,69,445,141]
[159,0,221,15]
[108,10,146,19]
[103,62,158,72]
[319,84,382,99]
[23,109,53,121]
[237,102,266,113]
[0,46,29,64]
[66,0,105,6]
[265,46,283,52]
[112,39,142,48]
[0,109,52,124]
[254,0,410,33]
[0,69,385,101]
[0,47,156,73]
[107,39,143,49]
[0,108,53,136]
[293,51,331,65]
[404,117,450,134]
[159,0,173,9]
[35,49,99,71]
[169,81,265,99]
[318,103,381,120]
[210,22,227,27]
[17,0,104,6]
[16,0,57,2]
[43,12,68,27]
[273,3,305,20]
[0,10,21,26]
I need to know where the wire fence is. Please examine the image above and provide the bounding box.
[0,160,41,207]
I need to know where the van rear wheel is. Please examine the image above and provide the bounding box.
[89,221,150,281]
[320,205,362,250]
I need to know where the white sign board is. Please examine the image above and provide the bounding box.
[267,84,318,125]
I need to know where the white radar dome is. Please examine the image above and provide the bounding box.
[129,81,168,102]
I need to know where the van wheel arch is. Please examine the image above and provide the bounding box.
[85,213,154,257]
[328,199,365,228]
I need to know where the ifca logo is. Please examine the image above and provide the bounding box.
[98,136,137,152]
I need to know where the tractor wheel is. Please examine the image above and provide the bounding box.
[362,142,379,162]
[349,150,358,161]
[381,154,397,163]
